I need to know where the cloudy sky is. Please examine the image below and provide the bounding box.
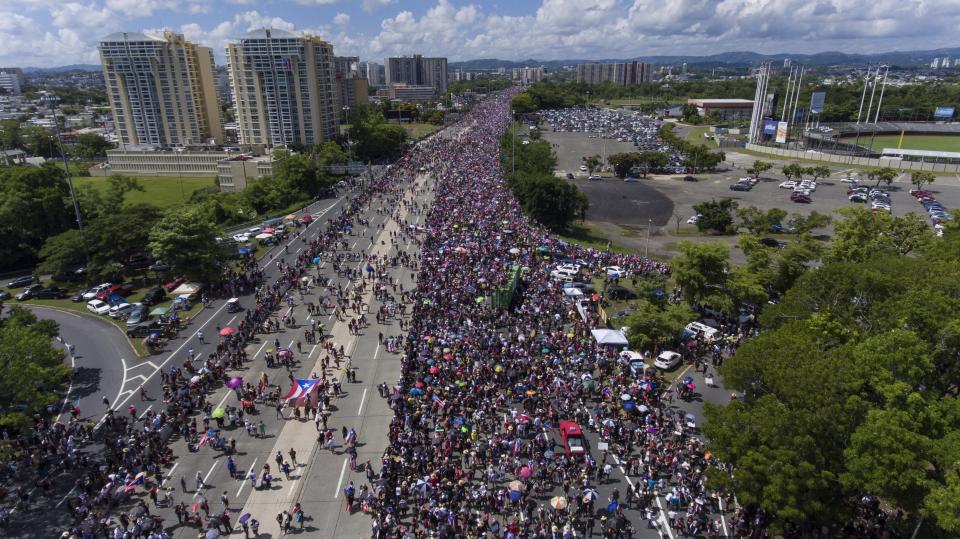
[2,0,957,67]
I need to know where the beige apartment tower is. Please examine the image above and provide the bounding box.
[226,29,339,147]
[99,31,223,146]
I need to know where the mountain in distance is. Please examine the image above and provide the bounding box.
[450,47,960,70]
[23,64,101,74]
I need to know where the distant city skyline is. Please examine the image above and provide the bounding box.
[3,0,960,67]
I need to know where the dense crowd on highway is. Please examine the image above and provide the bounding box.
[355,92,730,538]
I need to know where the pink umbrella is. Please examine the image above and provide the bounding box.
[686,383,696,390]
[519,466,533,479]
[415,381,425,388]
[219,326,236,337]
[227,376,243,389]
[429,366,440,374]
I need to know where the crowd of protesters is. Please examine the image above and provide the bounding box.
[334,91,742,539]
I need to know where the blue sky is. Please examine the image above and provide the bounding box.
[3,0,958,67]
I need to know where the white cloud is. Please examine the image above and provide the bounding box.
[294,0,338,4]
[362,0,396,14]
[333,12,350,25]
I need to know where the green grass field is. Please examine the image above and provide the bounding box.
[855,134,960,153]
[404,123,441,140]
[684,125,718,146]
[73,176,215,209]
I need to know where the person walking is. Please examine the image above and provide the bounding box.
[197,330,205,344]
[289,448,298,467]
[195,471,205,491]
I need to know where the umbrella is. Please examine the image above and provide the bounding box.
[508,489,522,502]
[607,500,619,513]
[637,404,649,413]
[429,366,440,374]
[686,383,696,390]
[582,488,599,501]
[190,375,201,384]
[211,407,225,419]
[519,466,533,479]
[507,480,524,492]
[219,327,236,337]
[409,388,423,396]
[227,376,243,389]
[620,393,632,401]
[509,248,520,254]
[238,513,251,524]
[682,375,694,384]
[550,496,569,510]
[238,247,250,255]
[205,529,221,539]
[623,401,635,411]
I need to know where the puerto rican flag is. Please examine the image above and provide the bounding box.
[285,378,321,402]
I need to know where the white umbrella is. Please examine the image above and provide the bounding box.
[620,393,632,402]
[509,248,520,255]
[582,488,599,501]
[638,404,649,413]
[602,418,616,428]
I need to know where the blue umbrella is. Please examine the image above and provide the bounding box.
[238,247,250,255]
[623,401,635,411]
[607,500,619,513]
[409,388,423,396]
[313,257,321,264]
[508,490,522,502]
[682,375,694,384]
[654,289,666,297]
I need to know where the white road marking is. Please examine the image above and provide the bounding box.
[202,460,218,486]
[161,462,179,487]
[333,458,348,498]
[237,459,257,497]
[357,387,367,415]
[138,405,153,419]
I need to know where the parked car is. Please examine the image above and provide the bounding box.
[790,193,812,203]
[109,302,136,318]
[126,304,150,326]
[779,181,797,189]
[126,320,160,337]
[759,237,786,249]
[83,283,112,300]
[0,290,9,301]
[7,275,38,288]
[562,282,595,292]
[163,276,186,292]
[849,193,867,203]
[682,175,698,182]
[579,165,588,171]
[687,214,701,225]
[603,266,629,278]
[141,287,166,306]
[558,421,587,458]
[729,182,751,191]
[15,284,44,301]
[34,287,68,299]
[95,284,132,302]
[232,233,251,243]
[588,174,602,181]
[654,351,682,370]
[566,173,575,179]
[86,299,111,315]
[148,261,172,273]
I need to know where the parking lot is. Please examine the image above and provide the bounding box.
[541,124,960,258]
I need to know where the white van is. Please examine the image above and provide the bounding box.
[551,269,577,282]
[683,321,719,341]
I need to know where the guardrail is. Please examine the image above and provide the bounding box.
[744,143,960,173]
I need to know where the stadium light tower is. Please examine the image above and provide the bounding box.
[873,66,889,124]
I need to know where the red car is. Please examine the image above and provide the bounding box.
[790,193,812,203]
[94,283,131,301]
[299,214,313,225]
[558,421,587,458]
[163,276,186,292]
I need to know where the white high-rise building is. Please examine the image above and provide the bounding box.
[0,71,21,95]
[98,31,223,146]
[384,55,448,94]
[931,58,941,69]
[226,29,339,147]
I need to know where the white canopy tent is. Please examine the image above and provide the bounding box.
[591,328,629,347]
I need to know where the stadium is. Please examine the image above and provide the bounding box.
[790,121,960,165]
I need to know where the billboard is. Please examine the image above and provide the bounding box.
[776,121,789,143]
[763,119,778,135]
[934,106,956,119]
[810,92,826,114]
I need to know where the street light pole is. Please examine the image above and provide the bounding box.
[645,218,652,258]
[43,96,88,243]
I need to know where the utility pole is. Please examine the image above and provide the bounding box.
[645,218,652,258]
[43,94,90,266]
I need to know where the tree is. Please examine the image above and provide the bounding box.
[672,241,730,307]
[641,151,669,173]
[72,133,112,159]
[867,167,898,188]
[747,160,773,178]
[781,163,804,183]
[911,170,936,192]
[0,306,71,431]
[84,204,162,280]
[808,165,831,182]
[692,198,737,234]
[789,211,832,234]
[348,106,408,161]
[828,207,931,263]
[607,152,642,178]
[0,119,22,150]
[737,206,787,236]
[148,207,225,282]
[0,164,74,271]
[511,92,537,113]
[512,174,588,232]
[683,145,723,173]
[624,300,697,351]
[37,229,86,279]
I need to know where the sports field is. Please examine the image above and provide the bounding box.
[853,134,960,153]
[73,176,215,209]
